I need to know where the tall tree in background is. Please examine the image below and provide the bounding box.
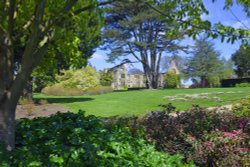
[185,38,223,87]
[0,0,111,151]
[220,58,236,79]
[231,46,250,77]
[103,0,208,89]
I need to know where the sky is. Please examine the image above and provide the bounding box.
[89,0,250,71]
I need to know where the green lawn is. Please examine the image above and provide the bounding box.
[34,87,250,117]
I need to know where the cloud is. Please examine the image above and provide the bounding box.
[91,53,104,60]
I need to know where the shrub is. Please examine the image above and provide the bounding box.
[164,72,180,88]
[100,71,113,86]
[186,130,250,167]
[232,97,250,117]
[84,86,113,95]
[141,105,250,166]
[1,112,194,166]
[56,66,100,91]
[235,82,250,87]
[208,75,221,87]
[41,84,84,96]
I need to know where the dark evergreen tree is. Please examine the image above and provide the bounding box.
[231,46,250,78]
[185,38,223,87]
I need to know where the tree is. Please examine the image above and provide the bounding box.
[185,38,223,87]
[220,58,236,79]
[23,1,103,97]
[231,46,250,77]
[0,0,112,150]
[164,72,180,88]
[103,0,209,89]
[100,70,113,86]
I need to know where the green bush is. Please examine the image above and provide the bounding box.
[41,84,84,96]
[232,97,250,117]
[100,71,113,86]
[84,85,113,95]
[164,72,180,88]
[235,82,250,87]
[186,130,250,167]
[141,105,250,167]
[208,75,221,87]
[56,66,100,90]
[0,112,194,166]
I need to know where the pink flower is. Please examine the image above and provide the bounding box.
[223,132,237,139]
[203,141,212,150]
[236,147,249,152]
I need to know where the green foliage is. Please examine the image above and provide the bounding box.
[84,86,113,95]
[1,112,194,166]
[41,84,84,96]
[41,66,101,96]
[235,82,250,87]
[164,72,180,88]
[123,85,129,91]
[100,71,113,86]
[57,67,99,90]
[31,0,103,91]
[187,130,250,167]
[185,38,224,87]
[208,75,221,87]
[231,46,250,78]
[141,105,250,166]
[217,58,236,80]
[232,97,250,117]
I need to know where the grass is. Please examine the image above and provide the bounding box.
[34,87,250,117]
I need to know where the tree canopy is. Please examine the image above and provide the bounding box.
[231,46,250,78]
[103,0,209,89]
[0,0,110,150]
[184,38,223,87]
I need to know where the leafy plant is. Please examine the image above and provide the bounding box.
[100,71,113,86]
[2,111,194,166]
[186,130,250,167]
[164,71,180,88]
[41,84,84,96]
[232,97,250,117]
[141,105,250,166]
[56,66,100,90]
[235,82,250,87]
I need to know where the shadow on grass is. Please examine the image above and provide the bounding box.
[35,97,94,104]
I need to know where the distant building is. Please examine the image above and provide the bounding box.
[108,61,179,90]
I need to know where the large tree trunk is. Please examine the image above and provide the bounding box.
[0,99,16,151]
[143,68,159,89]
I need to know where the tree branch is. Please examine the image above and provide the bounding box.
[127,43,143,63]
[74,0,116,15]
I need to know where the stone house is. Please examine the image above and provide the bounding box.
[109,61,180,90]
